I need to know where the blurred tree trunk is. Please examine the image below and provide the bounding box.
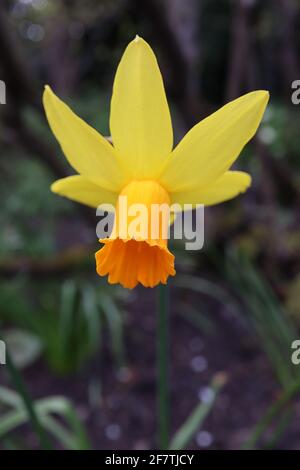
[164,0,203,127]
[131,0,206,133]
[45,17,79,95]
[226,0,253,101]
[276,0,300,99]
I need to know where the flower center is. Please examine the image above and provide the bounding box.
[111,180,171,244]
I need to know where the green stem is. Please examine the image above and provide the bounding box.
[157,284,170,449]
[5,349,52,449]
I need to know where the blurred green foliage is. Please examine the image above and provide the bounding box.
[0,277,127,374]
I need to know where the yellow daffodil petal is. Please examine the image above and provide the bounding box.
[110,36,173,179]
[51,175,117,208]
[170,171,251,208]
[160,91,269,192]
[43,85,125,192]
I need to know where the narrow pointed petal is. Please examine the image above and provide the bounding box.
[170,171,251,207]
[160,91,269,192]
[110,36,173,179]
[51,175,117,208]
[43,86,125,192]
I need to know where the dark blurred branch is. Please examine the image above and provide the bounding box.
[2,105,68,179]
[1,97,99,222]
[0,245,94,278]
[2,103,95,223]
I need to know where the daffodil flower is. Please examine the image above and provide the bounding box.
[43,36,269,289]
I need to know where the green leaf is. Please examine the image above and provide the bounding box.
[98,292,125,367]
[3,329,42,369]
[169,373,226,450]
[0,386,90,450]
[242,378,300,449]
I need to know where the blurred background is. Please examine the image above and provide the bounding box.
[0,0,300,450]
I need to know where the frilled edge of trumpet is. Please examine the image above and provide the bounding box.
[96,238,175,289]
